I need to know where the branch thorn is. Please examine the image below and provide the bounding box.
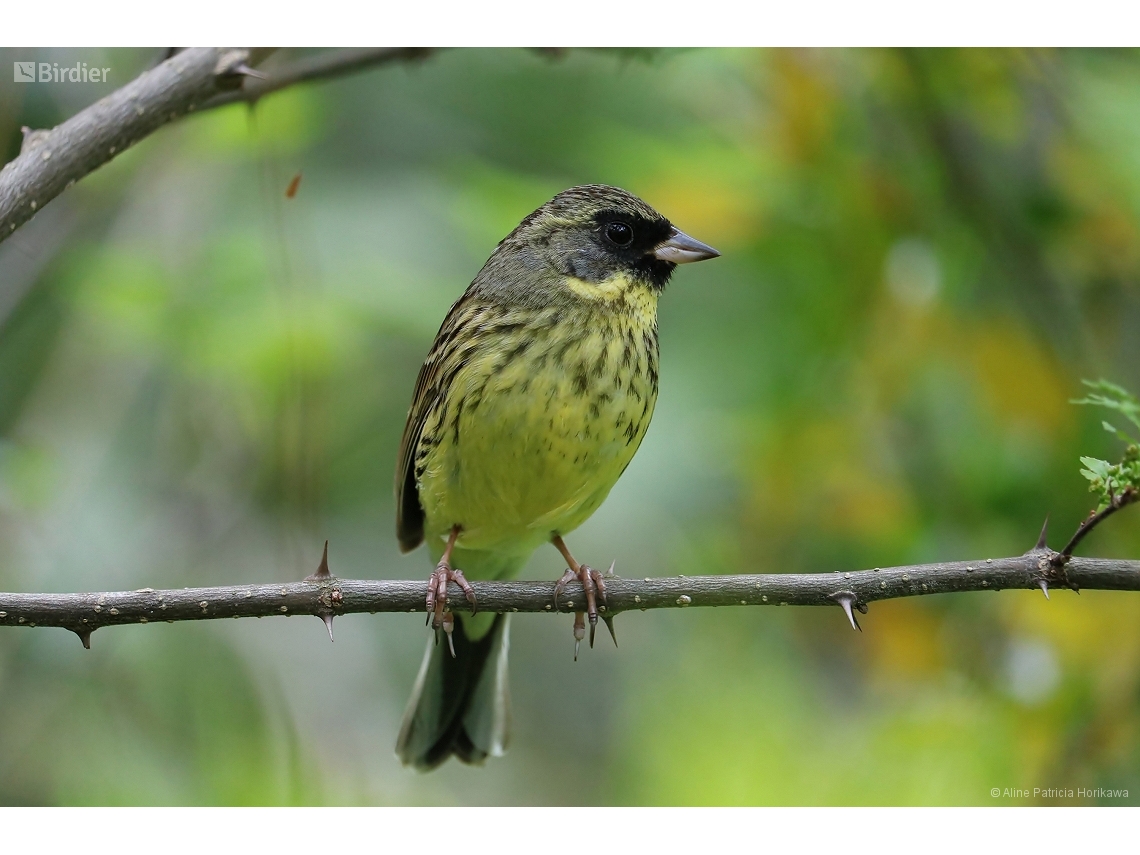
[233,63,268,80]
[1037,579,1050,600]
[831,592,862,631]
[305,540,331,582]
[1035,515,1049,550]
[603,614,618,648]
[19,126,50,155]
[74,628,92,649]
[321,613,335,641]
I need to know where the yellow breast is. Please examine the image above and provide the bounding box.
[416,275,660,557]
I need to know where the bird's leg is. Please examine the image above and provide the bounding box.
[425,526,477,648]
[552,535,611,653]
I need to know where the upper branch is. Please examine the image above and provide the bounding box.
[0,48,251,242]
[0,47,440,247]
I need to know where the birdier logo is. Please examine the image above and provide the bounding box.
[13,61,109,83]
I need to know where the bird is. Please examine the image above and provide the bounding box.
[393,184,719,770]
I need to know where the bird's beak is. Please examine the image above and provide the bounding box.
[653,228,720,264]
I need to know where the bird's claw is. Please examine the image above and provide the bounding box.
[554,561,613,657]
[441,612,456,658]
[425,560,477,640]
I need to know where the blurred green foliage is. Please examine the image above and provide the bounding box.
[0,47,1138,805]
[1073,380,1140,512]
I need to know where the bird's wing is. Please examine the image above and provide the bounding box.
[395,294,473,553]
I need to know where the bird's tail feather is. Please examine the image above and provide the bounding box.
[395,612,511,771]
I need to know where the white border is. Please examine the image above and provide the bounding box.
[3,1,1140,49]
[0,806,1137,853]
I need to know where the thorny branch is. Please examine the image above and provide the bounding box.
[1,511,1137,650]
[0,47,440,246]
[1059,488,1138,559]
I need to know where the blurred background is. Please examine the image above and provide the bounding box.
[0,47,1138,805]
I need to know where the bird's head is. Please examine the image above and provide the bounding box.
[486,184,719,303]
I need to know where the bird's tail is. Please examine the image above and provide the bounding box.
[396,611,511,771]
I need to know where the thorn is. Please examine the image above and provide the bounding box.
[233,62,268,79]
[74,629,92,649]
[589,621,596,649]
[832,592,862,631]
[574,638,580,661]
[606,560,616,577]
[321,613,335,641]
[19,126,49,154]
[1035,516,1049,550]
[1037,579,1050,600]
[603,615,618,647]
[305,541,331,581]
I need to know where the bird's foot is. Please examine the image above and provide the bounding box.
[439,611,457,658]
[554,561,615,658]
[425,559,477,641]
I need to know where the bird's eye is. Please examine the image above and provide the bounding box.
[604,221,634,248]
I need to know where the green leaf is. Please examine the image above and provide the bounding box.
[1072,378,1140,437]
[1079,456,1111,480]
